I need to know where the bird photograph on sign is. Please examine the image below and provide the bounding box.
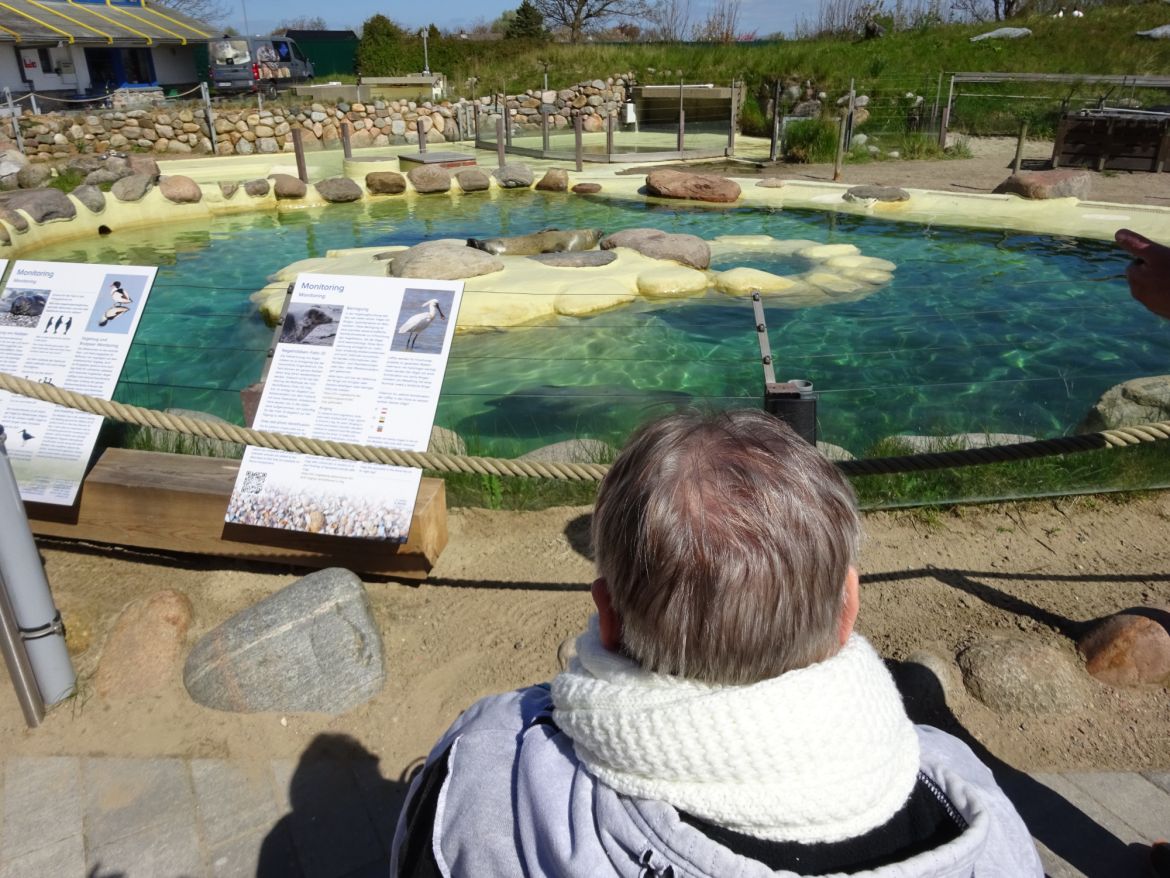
[87,273,148,334]
[393,289,453,355]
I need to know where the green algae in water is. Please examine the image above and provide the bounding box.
[27,195,1150,465]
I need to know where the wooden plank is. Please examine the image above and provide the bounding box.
[26,449,447,579]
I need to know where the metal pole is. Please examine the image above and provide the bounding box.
[421,29,430,75]
[542,109,550,154]
[201,82,215,153]
[606,111,614,157]
[341,121,352,159]
[29,93,38,115]
[5,88,23,153]
[505,108,513,149]
[496,116,506,168]
[677,109,685,153]
[938,74,955,148]
[291,127,308,183]
[930,71,943,132]
[727,79,737,155]
[574,112,583,172]
[0,429,75,710]
[769,80,781,162]
[0,561,44,728]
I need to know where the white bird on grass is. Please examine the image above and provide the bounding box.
[397,298,446,350]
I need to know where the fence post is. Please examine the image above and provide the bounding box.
[418,116,429,154]
[727,79,737,155]
[938,74,955,149]
[28,93,38,115]
[1012,120,1028,173]
[929,71,943,133]
[201,83,216,154]
[496,117,506,168]
[833,81,854,182]
[606,110,614,157]
[341,121,352,159]
[677,78,685,152]
[574,112,583,172]
[769,80,781,162]
[542,109,550,154]
[291,127,308,183]
[5,88,23,154]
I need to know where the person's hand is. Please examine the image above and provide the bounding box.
[1116,228,1170,320]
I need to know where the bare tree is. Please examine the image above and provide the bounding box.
[275,16,329,33]
[532,0,647,42]
[690,0,740,41]
[154,0,230,26]
[646,0,691,40]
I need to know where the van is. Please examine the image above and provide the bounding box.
[210,36,314,96]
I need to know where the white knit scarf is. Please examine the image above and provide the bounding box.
[551,619,920,845]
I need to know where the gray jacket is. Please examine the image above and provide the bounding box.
[390,686,1043,877]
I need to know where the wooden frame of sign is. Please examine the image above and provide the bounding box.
[25,448,447,579]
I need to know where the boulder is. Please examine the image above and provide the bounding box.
[159,175,202,204]
[389,240,503,280]
[0,205,28,232]
[269,173,307,199]
[218,182,239,199]
[535,168,569,192]
[0,148,28,178]
[844,185,910,203]
[95,590,193,699]
[1077,376,1170,433]
[572,182,602,194]
[601,228,711,270]
[957,637,1089,714]
[366,171,407,195]
[244,178,270,197]
[646,169,740,204]
[316,176,363,203]
[970,26,1032,41]
[183,568,384,714]
[2,188,75,222]
[993,170,1091,200]
[111,173,153,202]
[1079,607,1170,686]
[455,168,490,192]
[16,164,51,189]
[757,178,786,189]
[519,439,615,464]
[494,163,534,188]
[72,184,105,213]
[64,155,104,176]
[128,155,161,179]
[85,168,130,186]
[407,164,452,194]
[528,250,617,268]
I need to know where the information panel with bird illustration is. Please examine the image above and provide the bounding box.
[0,259,156,505]
[226,273,464,541]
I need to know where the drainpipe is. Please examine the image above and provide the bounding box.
[0,427,76,713]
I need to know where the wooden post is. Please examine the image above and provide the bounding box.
[1051,116,1068,169]
[677,109,686,153]
[542,109,550,154]
[291,128,308,183]
[937,74,954,149]
[574,113,583,171]
[341,122,352,159]
[833,116,848,182]
[727,79,737,155]
[1154,124,1170,173]
[769,80,781,163]
[1012,120,1028,173]
[606,110,614,157]
[505,107,513,149]
[418,116,429,154]
[496,117,506,168]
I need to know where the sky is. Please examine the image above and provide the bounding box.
[230,0,819,41]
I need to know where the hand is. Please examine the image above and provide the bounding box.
[1116,228,1170,320]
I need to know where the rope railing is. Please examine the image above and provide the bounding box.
[4,370,1170,483]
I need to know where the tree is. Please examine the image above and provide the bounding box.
[356,14,407,77]
[646,0,690,40]
[532,0,647,42]
[153,0,230,27]
[505,0,547,38]
[690,0,740,42]
[275,16,328,34]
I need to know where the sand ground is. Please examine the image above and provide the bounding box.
[3,137,1169,783]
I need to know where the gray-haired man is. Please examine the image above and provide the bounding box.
[392,409,1043,877]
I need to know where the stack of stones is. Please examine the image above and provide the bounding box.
[15,75,634,161]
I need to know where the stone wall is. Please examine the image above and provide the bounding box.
[14,76,632,161]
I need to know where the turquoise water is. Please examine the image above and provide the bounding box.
[28,194,1150,457]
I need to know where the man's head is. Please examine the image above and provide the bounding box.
[591,409,861,685]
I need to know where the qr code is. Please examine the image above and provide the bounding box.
[241,471,267,494]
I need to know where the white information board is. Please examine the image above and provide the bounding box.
[226,273,464,542]
[0,260,157,505]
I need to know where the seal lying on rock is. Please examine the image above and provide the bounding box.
[468,228,604,256]
[281,307,333,343]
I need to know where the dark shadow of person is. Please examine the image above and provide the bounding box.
[257,733,412,878]
[890,658,1147,877]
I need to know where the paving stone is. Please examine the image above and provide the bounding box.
[1,757,83,861]
[85,815,203,878]
[0,834,85,878]
[83,757,195,845]
[207,827,271,878]
[191,759,280,847]
[1061,771,1169,843]
[1142,771,1170,795]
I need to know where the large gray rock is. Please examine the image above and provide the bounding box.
[72,184,105,214]
[1077,376,1170,433]
[0,148,28,178]
[219,181,239,199]
[85,167,130,186]
[535,168,569,192]
[0,205,28,232]
[244,178,270,197]
[572,182,602,194]
[2,188,76,222]
[993,169,1091,200]
[519,439,615,464]
[844,185,910,203]
[970,26,1031,41]
[316,176,363,203]
[159,175,202,204]
[366,171,407,194]
[111,173,153,202]
[407,165,452,194]
[646,169,740,204]
[65,155,104,176]
[1079,607,1170,686]
[601,228,711,270]
[270,173,307,199]
[958,637,1089,715]
[16,164,51,189]
[528,250,617,267]
[389,239,503,280]
[128,155,161,180]
[183,568,384,714]
[456,168,490,192]
[96,590,193,700]
[494,163,534,188]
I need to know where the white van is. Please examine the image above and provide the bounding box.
[210,36,315,96]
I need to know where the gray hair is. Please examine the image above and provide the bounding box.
[592,409,861,685]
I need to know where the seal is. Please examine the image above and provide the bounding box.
[467,228,604,256]
[281,306,333,343]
